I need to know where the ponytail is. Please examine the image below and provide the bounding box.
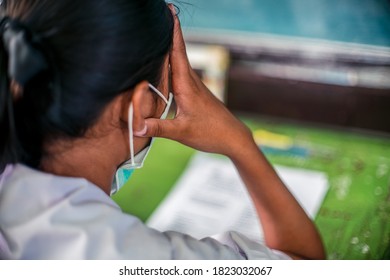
[0,16,50,172]
[0,29,20,172]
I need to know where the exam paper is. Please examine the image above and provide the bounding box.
[147,152,329,243]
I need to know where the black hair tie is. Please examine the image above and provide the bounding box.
[1,16,48,87]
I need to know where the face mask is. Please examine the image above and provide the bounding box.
[111,84,173,196]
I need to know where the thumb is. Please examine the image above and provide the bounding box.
[134,118,178,139]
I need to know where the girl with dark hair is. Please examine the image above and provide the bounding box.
[0,0,325,259]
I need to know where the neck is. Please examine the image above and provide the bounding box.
[40,133,124,195]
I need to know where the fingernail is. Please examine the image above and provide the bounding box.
[134,125,147,137]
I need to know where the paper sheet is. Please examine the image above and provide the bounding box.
[147,152,329,243]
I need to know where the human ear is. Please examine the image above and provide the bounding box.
[121,81,154,135]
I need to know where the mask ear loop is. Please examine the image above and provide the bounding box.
[149,83,169,104]
[127,84,169,168]
[128,103,135,167]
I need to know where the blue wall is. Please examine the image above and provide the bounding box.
[180,0,390,47]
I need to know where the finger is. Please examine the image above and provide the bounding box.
[168,4,191,75]
[134,118,179,139]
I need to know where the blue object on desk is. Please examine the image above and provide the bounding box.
[260,145,310,158]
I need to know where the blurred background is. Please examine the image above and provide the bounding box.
[180,0,390,131]
[113,0,390,260]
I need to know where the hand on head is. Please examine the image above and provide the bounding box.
[136,4,253,158]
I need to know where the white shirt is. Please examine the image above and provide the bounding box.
[0,164,290,260]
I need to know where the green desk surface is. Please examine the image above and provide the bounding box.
[113,116,390,260]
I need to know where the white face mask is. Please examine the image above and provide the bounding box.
[111,84,173,196]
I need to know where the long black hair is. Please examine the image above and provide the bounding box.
[0,0,174,171]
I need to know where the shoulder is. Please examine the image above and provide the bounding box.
[0,164,167,259]
[0,165,289,260]
[0,165,229,259]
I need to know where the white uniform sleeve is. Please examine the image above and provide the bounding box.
[211,232,291,260]
[161,230,291,260]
